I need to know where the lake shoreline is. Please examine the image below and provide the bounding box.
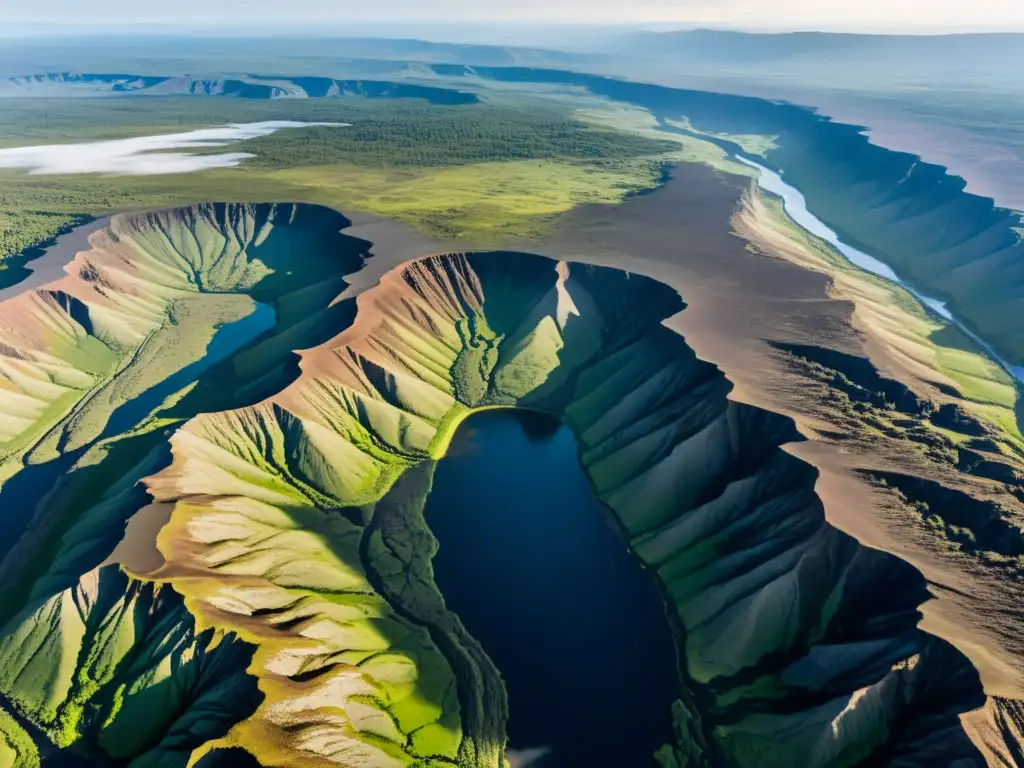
[0,215,108,300]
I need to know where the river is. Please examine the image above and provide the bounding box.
[102,300,276,439]
[424,409,679,767]
[738,155,1024,383]
[0,300,276,562]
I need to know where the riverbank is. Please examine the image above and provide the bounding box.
[738,155,1024,385]
[0,215,104,296]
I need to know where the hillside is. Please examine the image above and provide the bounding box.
[0,202,1020,765]
[0,73,477,104]
[432,64,1024,368]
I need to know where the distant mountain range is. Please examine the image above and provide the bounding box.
[585,29,1024,90]
[599,28,1024,61]
[0,72,478,104]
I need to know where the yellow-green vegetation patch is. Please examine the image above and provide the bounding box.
[575,103,754,177]
[0,210,82,275]
[267,158,666,240]
[0,708,38,768]
[665,116,779,158]
[0,228,999,767]
[745,189,1023,448]
[0,95,680,258]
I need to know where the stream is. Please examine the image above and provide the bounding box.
[738,155,1024,383]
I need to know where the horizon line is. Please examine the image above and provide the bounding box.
[3,22,1024,37]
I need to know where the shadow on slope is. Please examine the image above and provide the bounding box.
[432,64,1024,369]
[146,251,991,767]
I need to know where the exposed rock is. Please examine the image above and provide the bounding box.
[0,202,1018,767]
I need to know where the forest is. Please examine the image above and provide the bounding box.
[0,96,677,263]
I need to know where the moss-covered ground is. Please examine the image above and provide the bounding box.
[0,207,1005,767]
[1,67,1021,768]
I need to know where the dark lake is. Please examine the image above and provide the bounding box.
[425,409,679,767]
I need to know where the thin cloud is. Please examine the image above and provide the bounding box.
[506,747,551,767]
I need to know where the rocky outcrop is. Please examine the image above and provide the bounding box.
[0,202,1015,766]
[144,251,992,766]
[431,64,1024,366]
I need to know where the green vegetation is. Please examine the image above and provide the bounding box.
[664,116,778,158]
[238,101,677,170]
[0,203,997,766]
[0,96,678,259]
[143,248,981,766]
[0,708,37,768]
[1,62,1020,768]
[431,64,1024,367]
[0,210,82,270]
[574,102,754,177]
[266,158,668,239]
[0,96,434,145]
[742,188,1024,451]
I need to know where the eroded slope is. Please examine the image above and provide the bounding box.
[143,253,990,766]
[0,202,369,766]
[0,202,1017,768]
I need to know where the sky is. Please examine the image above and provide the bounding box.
[1,0,1022,32]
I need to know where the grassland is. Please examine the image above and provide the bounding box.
[0,96,678,258]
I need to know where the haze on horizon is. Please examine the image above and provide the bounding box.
[2,0,1023,34]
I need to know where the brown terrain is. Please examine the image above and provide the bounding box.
[3,157,1023,765]
[532,162,1024,760]
[274,163,1024,744]
[279,165,1024,721]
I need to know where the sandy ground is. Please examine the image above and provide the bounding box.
[339,214,456,298]
[102,502,172,575]
[531,164,855,409]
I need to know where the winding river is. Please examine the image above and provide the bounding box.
[102,301,276,439]
[738,155,1024,383]
[0,300,276,561]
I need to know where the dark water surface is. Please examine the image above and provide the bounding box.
[425,409,679,767]
[0,217,109,299]
[0,302,276,560]
[102,301,276,438]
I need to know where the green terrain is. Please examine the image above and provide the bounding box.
[0,211,990,764]
[2,37,1024,768]
[0,93,677,260]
